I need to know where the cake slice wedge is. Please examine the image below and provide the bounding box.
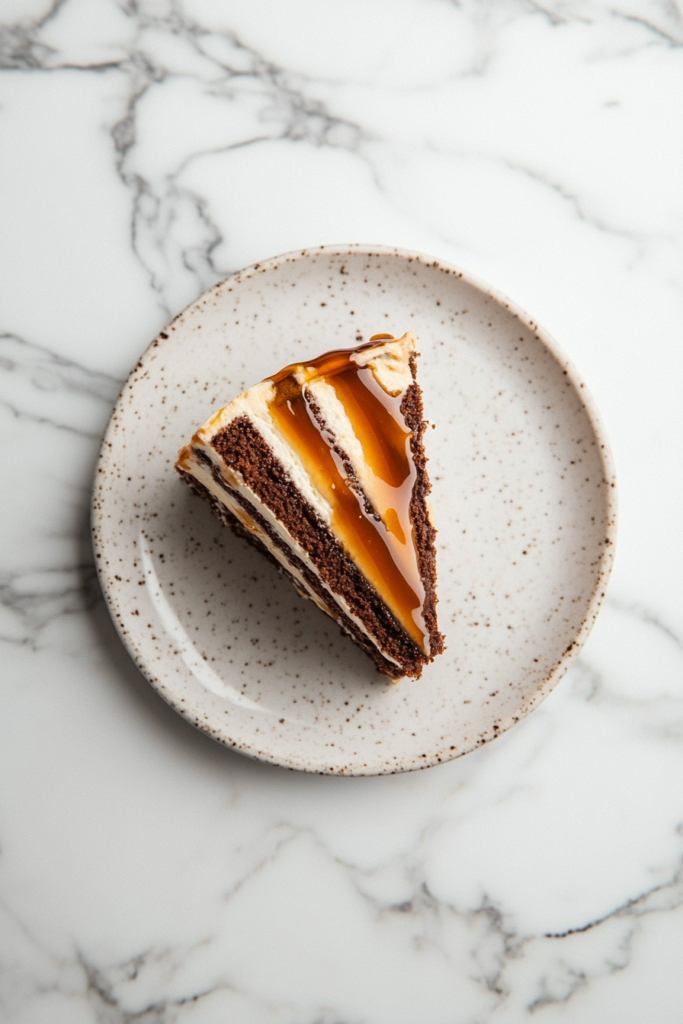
[175,332,444,679]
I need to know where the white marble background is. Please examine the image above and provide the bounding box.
[1,0,683,1020]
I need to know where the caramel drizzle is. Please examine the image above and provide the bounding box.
[266,337,428,654]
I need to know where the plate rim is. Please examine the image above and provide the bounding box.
[92,243,618,775]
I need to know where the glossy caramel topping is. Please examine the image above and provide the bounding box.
[266,336,429,654]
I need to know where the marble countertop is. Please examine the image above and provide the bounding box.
[2,1,682,1021]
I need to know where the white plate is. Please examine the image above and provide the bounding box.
[92,245,616,775]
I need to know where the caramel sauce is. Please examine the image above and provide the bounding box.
[266,337,428,653]
[176,443,190,470]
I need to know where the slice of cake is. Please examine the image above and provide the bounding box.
[175,332,444,679]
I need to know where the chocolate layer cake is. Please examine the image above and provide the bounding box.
[176,332,444,679]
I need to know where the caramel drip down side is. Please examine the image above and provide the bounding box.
[267,338,429,655]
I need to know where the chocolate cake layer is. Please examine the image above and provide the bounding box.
[211,416,427,676]
[178,468,403,677]
[401,367,444,659]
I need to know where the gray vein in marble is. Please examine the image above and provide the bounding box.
[570,658,601,702]
[0,332,121,642]
[612,8,683,46]
[527,966,588,1014]
[107,9,365,311]
[0,0,68,70]
[0,566,100,646]
[546,856,683,939]
[227,818,683,1017]
[221,823,298,904]
[1,1,367,313]
[607,595,683,652]
[109,74,219,315]
[0,333,122,438]
[1,805,682,1022]
[522,857,683,1013]
[0,333,122,403]
[520,0,683,44]
[1,399,104,440]
[498,158,653,251]
[293,741,683,1015]
[7,0,666,319]
[220,824,524,1016]
[523,0,574,26]
[79,949,221,1024]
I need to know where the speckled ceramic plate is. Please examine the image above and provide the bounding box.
[93,245,616,775]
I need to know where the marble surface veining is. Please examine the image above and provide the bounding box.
[1,1,683,1021]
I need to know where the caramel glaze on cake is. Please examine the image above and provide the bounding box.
[176,332,444,679]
